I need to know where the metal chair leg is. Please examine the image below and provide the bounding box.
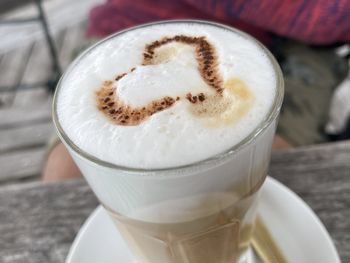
[35,0,62,91]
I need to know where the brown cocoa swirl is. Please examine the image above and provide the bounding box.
[96,35,224,126]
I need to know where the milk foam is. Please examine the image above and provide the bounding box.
[57,22,277,168]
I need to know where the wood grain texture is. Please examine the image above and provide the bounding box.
[0,122,53,153]
[20,41,51,86]
[0,47,32,88]
[0,98,51,129]
[58,21,86,69]
[0,90,52,182]
[0,47,33,106]
[0,179,98,263]
[270,141,350,262]
[0,141,349,262]
[0,147,46,182]
[0,0,98,186]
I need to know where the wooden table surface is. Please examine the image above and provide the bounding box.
[0,141,349,263]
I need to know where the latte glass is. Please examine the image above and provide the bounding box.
[53,20,284,263]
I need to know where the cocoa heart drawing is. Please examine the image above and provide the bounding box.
[96,35,252,126]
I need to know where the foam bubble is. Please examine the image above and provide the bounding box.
[56,22,277,168]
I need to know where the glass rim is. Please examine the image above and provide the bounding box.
[52,19,284,176]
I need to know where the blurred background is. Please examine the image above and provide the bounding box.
[0,0,101,185]
[0,0,349,185]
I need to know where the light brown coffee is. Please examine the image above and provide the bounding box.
[106,172,264,263]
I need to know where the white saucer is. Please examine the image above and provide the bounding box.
[66,177,340,263]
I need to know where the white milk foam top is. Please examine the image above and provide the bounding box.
[57,22,276,169]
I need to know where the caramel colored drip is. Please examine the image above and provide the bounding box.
[96,35,250,126]
[189,78,253,127]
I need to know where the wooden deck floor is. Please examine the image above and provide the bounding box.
[0,18,90,184]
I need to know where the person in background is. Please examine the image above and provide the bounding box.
[42,0,350,181]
